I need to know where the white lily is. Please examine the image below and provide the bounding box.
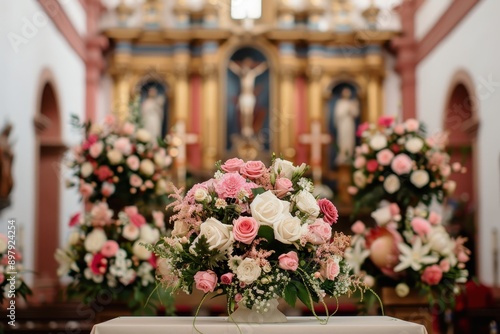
[394,237,438,272]
[345,238,370,274]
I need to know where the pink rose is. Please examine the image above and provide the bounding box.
[233,217,259,244]
[122,122,135,135]
[366,159,379,173]
[378,116,394,127]
[89,141,104,158]
[405,119,420,132]
[391,154,413,175]
[393,124,405,135]
[240,161,267,180]
[351,220,365,234]
[221,273,234,285]
[320,258,340,280]
[114,137,132,155]
[411,217,431,236]
[194,270,218,293]
[353,156,366,169]
[307,219,332,245]
[101,182,115,197]
[278,251,299,271]
[127,155,140,171]
[318,198,338,225]
[221,158,245,173]
[428,212,441,225]
[274,177,293,198]
[215,172,247,199]
[130,174,143,187]
[79,182,94,198]
[69,212,81,227]
[376,149,394,166]
[421,265,443,285]
[440,259,451,272]
[101,240,119,257]
[356,122,370,137]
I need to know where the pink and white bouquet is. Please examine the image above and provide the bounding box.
[0,234,31,303]
[147,157,364,316]
[345,203,469,307]
[66,114,175,209]
[55,202,166,312]
[350,117,463,211]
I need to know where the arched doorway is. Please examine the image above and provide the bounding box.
[443,78,479,277]
[34,82,65,303]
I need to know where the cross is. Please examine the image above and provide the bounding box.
[299,120,331,184]
[172,120,198,188]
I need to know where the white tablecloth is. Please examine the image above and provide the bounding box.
[91,316,428,334]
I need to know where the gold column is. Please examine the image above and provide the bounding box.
[201,60,218,170]
[307,64,323,121]
[279,66,295,159]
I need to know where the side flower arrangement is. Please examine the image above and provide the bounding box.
[55,202,166,312]
[147,157,365,319]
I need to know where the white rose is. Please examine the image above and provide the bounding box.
[370,206,392,226]
[353,170,367,189]
[194,188,208,202]
[250,190,290,226]
[81,162,93,178]
[132,239,151,260]
[107,149,123,165]
[84,228,107,253]
[294,190,320,219]
[273,216,302,244]
[273,158,296,179]
[194,217,233,252]
[140,225,160,244]
[236,258,262,284]
[369,134,387,151]
[405,137,424,154]
[122,223,140,241]
[136,128,152,142]
[140,159,155,176]
[383,174,400,194]
[410,170,429,188]
[171,221,190,237]
[68,231,81,246]
[395,283,410,297]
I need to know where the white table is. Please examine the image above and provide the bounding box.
[91,316,428,334]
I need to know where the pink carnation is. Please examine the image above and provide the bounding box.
[376,149,394,166]
[221,158,245,173]
[101,240,119,257]
[278,251,299,271]
[240,161,267,180]
[421,265,443,285]
[391,154,413,175]
[318,198,338,225]
[194,270,217,293]
[215,172,247,199]
[411,217,431,236]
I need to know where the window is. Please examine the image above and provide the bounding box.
[231,0,262,20]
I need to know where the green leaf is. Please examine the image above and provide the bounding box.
[257,225,275,243]
[292,280,313,311]
[283,282,298,307]
[251,187,266,197]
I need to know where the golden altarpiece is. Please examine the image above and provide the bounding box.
[101,0,399,203]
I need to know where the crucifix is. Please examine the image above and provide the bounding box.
[172,120,198,188]
[299,120,331,185]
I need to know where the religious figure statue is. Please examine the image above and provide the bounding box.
[229,58,268,138]
[334,88,359,164]
[141,86,165,139]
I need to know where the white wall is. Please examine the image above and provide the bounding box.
[0,0,86,285]
[415,0,453,40]
[416,0,500,285]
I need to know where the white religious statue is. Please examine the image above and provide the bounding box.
[229,57,268,138]
[141,86,165,139]
[334,87,359,164]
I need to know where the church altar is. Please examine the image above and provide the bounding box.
[90,316,427,334]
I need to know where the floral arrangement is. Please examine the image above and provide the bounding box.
[349,117,463,212]
[55,202,168,313]
[66,114,175,210]
[0,234,31,303]
[147,157,364,318]
[345,203,469,307]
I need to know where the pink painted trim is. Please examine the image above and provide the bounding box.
[38,0,86,61]
[295,76,308,164]
[188,75,202,169]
